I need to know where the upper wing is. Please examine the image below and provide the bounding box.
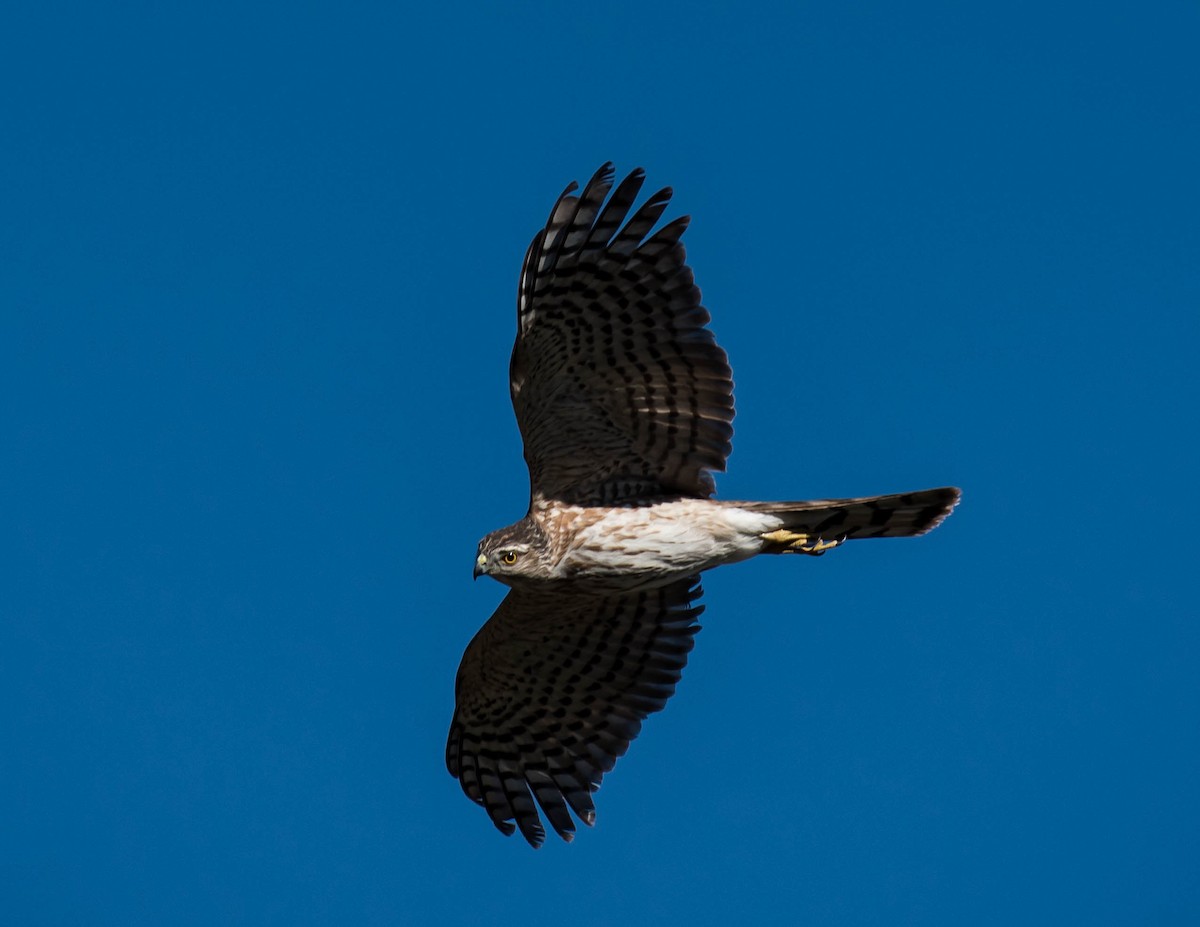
[510,164,735,506]
[445,577,703,847]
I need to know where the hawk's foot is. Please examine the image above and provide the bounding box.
[760,530,846,556]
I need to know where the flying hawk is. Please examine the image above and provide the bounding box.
[446,164,960,847]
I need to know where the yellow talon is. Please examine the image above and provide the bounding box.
[801,536,844,555]
[761,529,845,556]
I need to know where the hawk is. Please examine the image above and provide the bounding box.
[446,164,960,847]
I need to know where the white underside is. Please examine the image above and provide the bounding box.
[551,500,782,581]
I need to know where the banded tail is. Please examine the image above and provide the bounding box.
[744,487,961,554]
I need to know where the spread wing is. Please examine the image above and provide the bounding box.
[509,164,735,506]
[445,577,703,847]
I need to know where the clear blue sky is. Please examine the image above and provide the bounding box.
[3,2,1197,923]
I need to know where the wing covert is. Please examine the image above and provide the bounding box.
[510,164,735,505]
[445,577,703,847]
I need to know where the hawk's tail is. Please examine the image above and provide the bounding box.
[741,487,961,553]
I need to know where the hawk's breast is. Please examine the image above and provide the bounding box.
[538,499,777,583]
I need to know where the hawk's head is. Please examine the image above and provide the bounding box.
[474,517,551,585]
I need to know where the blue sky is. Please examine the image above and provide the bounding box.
[3,1,1197,923]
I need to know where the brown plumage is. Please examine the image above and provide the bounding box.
[447,164,960,847]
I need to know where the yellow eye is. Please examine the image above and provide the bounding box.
[502,550,518,565]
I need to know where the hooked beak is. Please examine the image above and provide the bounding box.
[473,553,487,581]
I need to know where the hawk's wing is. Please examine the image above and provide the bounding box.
[445,577,703,847]
[510,164,735,505]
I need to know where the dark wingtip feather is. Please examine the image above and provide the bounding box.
[591,161,616,185]
[494,819,516,837]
